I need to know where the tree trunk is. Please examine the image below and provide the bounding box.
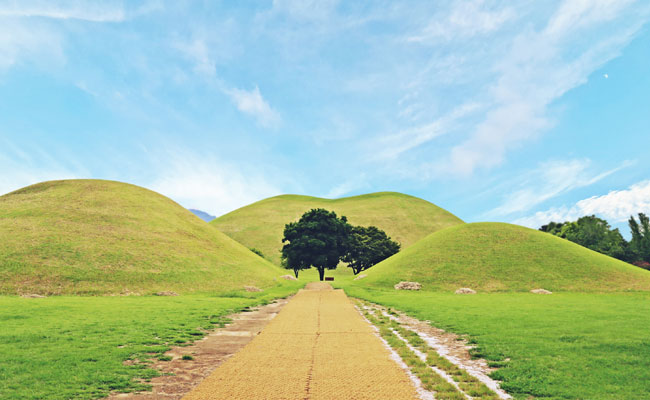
[318,267,325,281]
[293,269,299,278]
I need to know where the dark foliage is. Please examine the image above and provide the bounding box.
[342,226,400,275]
[629,213,650,263]
[249,248,265,259]
[281,208,351,280]
[539,213,650,267]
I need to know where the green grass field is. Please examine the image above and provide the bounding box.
[0,284,301,400]
[4,180,650,399]
[337,282,650,399]
[361,222,650,292]
[0,180,287,295]
[211,192,463,265]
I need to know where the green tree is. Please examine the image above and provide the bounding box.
[629,213,650,262]
[541,216,628,260]
[281,208,351,280]
[539,222,565,235]
[342,226,400,275]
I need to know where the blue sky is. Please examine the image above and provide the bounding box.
[1,0,649,234]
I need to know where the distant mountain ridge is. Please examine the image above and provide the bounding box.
[189,209,216,222]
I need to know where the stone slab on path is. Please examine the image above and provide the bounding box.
[183,283,419,399]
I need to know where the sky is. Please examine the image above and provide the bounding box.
[1,0,649,235]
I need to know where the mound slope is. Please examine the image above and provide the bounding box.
[0,180,286,295]
[361,223,650,292]
[211,192,463,265]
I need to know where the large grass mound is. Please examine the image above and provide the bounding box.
[212,192,463,265]
[361,222,650,292]
[0,180,288,295]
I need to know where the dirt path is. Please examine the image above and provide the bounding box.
[107,298,289,399]
[183,284,419,399]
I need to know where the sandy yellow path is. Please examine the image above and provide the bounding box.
[183,285,418,399]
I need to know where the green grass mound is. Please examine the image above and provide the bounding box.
[0,179,288,295]
[361,222,650,292]
[212,192,463,265]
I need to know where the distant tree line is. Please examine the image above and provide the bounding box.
[281,208,400,280]
[540,213,650,269]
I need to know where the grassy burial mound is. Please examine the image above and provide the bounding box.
[361,222,650,292]
[212,192,463,265]
[0,179,287,295]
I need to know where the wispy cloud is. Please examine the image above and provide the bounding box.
[487,159,632,217]
[174,38,217,77]
[373,102,480,160]
[408,0,515,43]
[324,173,368,199]
[514,180,650,228]
[440,0,648,176]
[224,86,281,128]
[389,0,650,178]
[0,142,84,195]
[146,150,282,217]
[270,0,340,22]
[0,1,127,22]
[0,19,64,70]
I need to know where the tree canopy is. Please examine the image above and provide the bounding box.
[281,208,351,280]
[281,209,400,280]
[629,213,650,262]
[539,214,650,264]
[342,225,400,275]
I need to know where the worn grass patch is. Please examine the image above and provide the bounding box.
[0,286,298,400]
[345,286,650,399]
[212,191,463,265]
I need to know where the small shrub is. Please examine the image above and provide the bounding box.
[249,248,265,258]
[181,355,193,360]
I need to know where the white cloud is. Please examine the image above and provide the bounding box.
[0,19,64,70]
[488,159,632,217]
[440,0,647,176]
[514,180,650,228]
[0,0,149,72]
[270,0,339,21]
[393,0,650,178]
[225,86,281,128]
[374,102,480,160]
[146,152,282,217]
[408,0,515,42]
[0,1,126,22]
[324,173,368,199]
[174,38,217,78]
[0,143,82,195]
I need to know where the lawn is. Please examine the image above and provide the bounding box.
[0,285,300,400]
[340,283,650,399]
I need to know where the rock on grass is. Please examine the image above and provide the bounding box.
[394,281,422,290]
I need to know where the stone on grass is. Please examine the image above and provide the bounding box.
[530,288,552,294]
[354,274,367,281]
[244,286,262,292]
[280,275,297,281]
[155,291,179,296]
[394,281,422,290]
[454,288,476,294]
